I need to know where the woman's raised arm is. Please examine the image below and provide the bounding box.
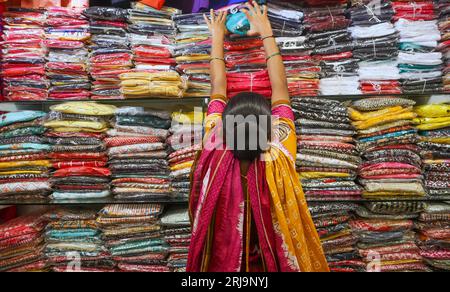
[204,9,228,98]
[242,2,290,105]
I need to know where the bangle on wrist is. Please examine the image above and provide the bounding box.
[210,57,225,63]
[261,35,275,42]
[266,52,281,62]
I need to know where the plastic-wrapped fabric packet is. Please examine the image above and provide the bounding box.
[1,8,48,100]
[119,71,186,98]
[173,11,211,98]
[393,5,443,93]
[106,105,173,202]
[160,206,191,271]
[167,110,202,201]
[84,7,131,100]
[414,102,450,206]
[43,207,111,271]
[308,201,363,271]
[45,102,115,201]
[302,4,358,89]
[97,204,171,271]
[83,7,128,21]
[45,6,91,100]
[0,110,52,202]
[125,2,182,98]
[348,3,400,93]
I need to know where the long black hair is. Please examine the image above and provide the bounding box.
[222,92,272,161]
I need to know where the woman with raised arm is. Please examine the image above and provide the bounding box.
[187,2,329,272]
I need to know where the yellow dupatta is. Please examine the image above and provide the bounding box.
[264,117,329,272]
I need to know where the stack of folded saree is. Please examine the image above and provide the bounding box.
[284,54,320,97]
[413,104,450,199]
[0,214,47,272]
[45,102,116,200]
[174,13,211,97]
[292,98,362,201]
[45,7,91,101]
[168,110,203,200]
[271,3,319,97]
[160,206,191,272]
[394,2,444,94]
[314,42,358,81]
[348,0,395,25]
[348,2,401,95]
[269,2,314,97]
[304,3,359,95]
[83,7,132,100]
[128,2,179,74]
[131,34,176,72]
[268,1,304,38]
[97,204,170,272]
[44,207,113,272]
[119,71,186,98]
[168,145,200,200]
[0,110,52,201]
[1,8,48,101]
[437,0,450,92]
[106,107,172,201]
[303,2,350,35]
[224,36,271,98]
[309,203,363,272]
[276,31,319,96]
[128,2,179,39]
[417,203,450,271]
[349,97,426,200]
[352,202,430,272]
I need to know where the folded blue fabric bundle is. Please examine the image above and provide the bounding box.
[0,111,46,128]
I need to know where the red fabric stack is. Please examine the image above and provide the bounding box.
[227,70,272,98]
[133,38,175,70]
[225,38,272,98]
[282,55,320,97]
[1,8,48,101]
[392,1,437,22]
[0,214,47,272]
[360,81,403,95]
[45,6,91,100]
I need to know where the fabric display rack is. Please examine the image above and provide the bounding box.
[0,0,449,273]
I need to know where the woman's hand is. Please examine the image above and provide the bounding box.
[204,9,228,39]
[241,1,273,37]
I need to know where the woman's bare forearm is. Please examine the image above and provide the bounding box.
[204,10,228,98]
[261,31,290,105]
[210,35,227,97]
